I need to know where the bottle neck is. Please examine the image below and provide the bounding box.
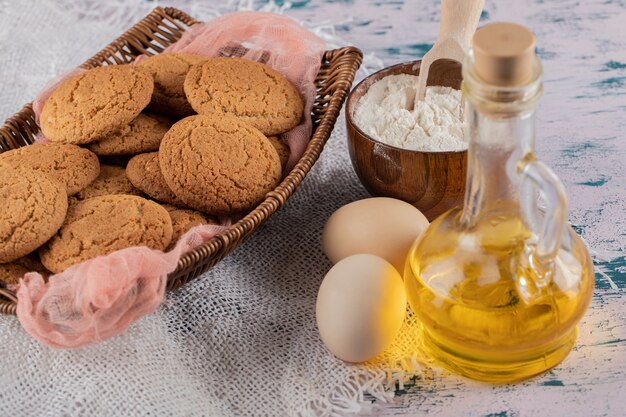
[460,51,543,226]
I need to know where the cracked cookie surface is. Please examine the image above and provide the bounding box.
[138,53,208,117]
[184,58,303,135]
[0,253,49,284]
[0,143,100,196]
[162,204,217,250]
[87,113,171,156]
[73,164,142,201]
[267,136,290,171]
[39,195,173,273]
[159,115,282,215]
[0,263,29,285]
[0,168,68,263]
[126,152,186,206]
[40,65,153,145]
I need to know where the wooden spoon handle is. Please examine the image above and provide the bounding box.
[438,0,485,51]
[415,0,484,102]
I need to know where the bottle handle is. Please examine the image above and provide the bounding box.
[518,155,568,293]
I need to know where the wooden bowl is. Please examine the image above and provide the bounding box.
[345,59,467,221]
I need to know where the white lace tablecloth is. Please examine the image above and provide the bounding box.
[1,1,624,416]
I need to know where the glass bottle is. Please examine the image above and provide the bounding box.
[404,23,594,382]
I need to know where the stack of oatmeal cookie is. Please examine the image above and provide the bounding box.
[0,54,303,280]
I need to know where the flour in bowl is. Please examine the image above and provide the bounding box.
[353,74,467,152]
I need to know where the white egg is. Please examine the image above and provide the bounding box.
[322,197,429,274]
[316,254,407,363]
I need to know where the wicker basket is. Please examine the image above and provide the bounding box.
[0,7,363,315]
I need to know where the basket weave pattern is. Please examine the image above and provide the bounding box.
[0,7,362,315]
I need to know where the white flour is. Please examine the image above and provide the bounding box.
[353,74,468,151]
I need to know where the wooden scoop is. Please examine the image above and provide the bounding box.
[415,0,484,104]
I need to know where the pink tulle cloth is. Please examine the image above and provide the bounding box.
[17,11,325,348]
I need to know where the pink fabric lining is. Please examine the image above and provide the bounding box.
[16,11,325,348]
[17,225,224,348]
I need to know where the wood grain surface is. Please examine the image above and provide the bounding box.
[0,1,623,416]
[346,60,466,221]
[293,1,626,415]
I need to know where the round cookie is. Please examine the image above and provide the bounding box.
[162,205,217,249]
[159,115,282,215]
[0,143,100,195]
[267,136,290,170]
[87,113,172,156]
[126,153,186,206]
[73,164,142,201]
[40,65,154,145]
[137,53,208,117]
[0,168,68,263]
[184,58,303,135]
[39,195,173,273]
[0,263,29,285]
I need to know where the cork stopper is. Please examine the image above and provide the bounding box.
[472,22,536,86]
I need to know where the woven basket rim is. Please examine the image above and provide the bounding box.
[0,6,363,315]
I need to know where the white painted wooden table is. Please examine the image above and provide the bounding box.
[0,1,623,416]
[297,1,625,415]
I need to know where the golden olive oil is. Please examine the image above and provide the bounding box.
[404,208,594,382]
